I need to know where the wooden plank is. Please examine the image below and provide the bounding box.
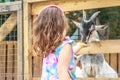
[32,15,43,78]
[77,79,90,80]
[32,56,42,77]
[0,13,17,41]
[33,77,40,80]
[23,0,32,79]
[28,9,33,80]
[104,54,110,64]
[6,42,13,80]
[32,78,120,80]
[32,0,120,15]
[17,3,23,80]
[27,0,51,3]
[0,42,6,80]
[0,1,21,6]
[110,53,118,73]
[13,42,17,80]
[0,1,22,13]
[75,40,120,55]
[77,78,120,80]
[118,53,120,77]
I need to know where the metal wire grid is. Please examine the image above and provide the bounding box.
[0,0,20,3]
[0,13,19,80]
[0,14,17,41]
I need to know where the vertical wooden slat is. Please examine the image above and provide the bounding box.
[110,53,118,73]
[14,42,18,80]
[32,56,41,77]
[13,41,17,80]
[32,15,42,78]
[0,42,6,80]
[118,53,120,77]
[33,77,40,80]
[104,54,110,64]
[32,15,35,78]
[77,78,94,80]
[23,1,29,79]
[6,42,13,80]
[17,3,23,80]
[23,1,32,80]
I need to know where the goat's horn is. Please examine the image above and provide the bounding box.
[89,11,100,21]
[83,10,86,20]
[82,10,90,23]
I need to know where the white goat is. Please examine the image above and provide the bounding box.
[73,10,118,78]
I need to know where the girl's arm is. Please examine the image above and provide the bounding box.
[73,42,88,54]
[58,43,72,80]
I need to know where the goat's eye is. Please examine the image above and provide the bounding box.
[89,25,94,31]
[80,30,83,34]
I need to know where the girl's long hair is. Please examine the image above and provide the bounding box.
[33,5,68,57]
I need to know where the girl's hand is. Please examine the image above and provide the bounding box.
[79,42,88,49]
[73,42,88,54]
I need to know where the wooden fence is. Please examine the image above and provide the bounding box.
[1,39,120,80]
[23,0,120,80]
[0,1,23,80]
[0,41,17,80]
[31,51,120,79]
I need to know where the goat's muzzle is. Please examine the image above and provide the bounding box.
[85,64,99,77]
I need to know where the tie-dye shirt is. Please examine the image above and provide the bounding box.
[41,36,76,80]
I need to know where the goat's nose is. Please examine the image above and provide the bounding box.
[91,66,96,77]
[86,66,97,77]
[81,39,87,44]
[84,41,87,44]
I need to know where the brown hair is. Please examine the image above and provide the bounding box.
[33,5,68,57]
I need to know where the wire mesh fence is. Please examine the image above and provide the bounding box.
[0,0,20,3]
[0,41,17,80]
[0,14,17,41]
[0,13,20,80]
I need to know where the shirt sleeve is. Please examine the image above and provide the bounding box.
[55,36,75,57]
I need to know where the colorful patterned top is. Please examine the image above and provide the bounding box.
[41,36,76,80]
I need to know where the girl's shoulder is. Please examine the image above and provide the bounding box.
[55,36,74,56]
[62,36,75,46]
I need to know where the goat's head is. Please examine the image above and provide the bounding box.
[73,10,108,43]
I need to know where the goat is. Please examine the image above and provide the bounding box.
[73,10,118,78]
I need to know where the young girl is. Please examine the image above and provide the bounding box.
[33,5,87,80]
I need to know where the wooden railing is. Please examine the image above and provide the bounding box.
[31,41,120,80]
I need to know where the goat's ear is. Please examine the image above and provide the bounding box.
[74,55,77,60]
[72,20,82,30]
[95,24,108,31]
[77,54,84,60]
[74,54,83,60]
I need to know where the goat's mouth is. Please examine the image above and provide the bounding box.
[81,37,88,44]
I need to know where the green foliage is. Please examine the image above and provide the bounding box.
[0,14,10,26]
[0,0,4,2]
[98,6,120,39]
[65,11,82,37]
[0,0,18,2]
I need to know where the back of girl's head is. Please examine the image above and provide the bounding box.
[33,5,68,57]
